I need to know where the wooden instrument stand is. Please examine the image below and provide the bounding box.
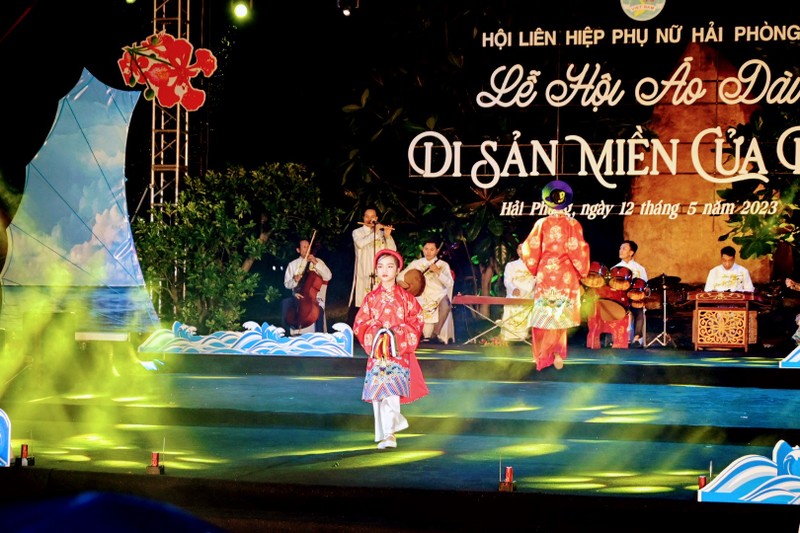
[689,291,761,352]
[452,294,536,345]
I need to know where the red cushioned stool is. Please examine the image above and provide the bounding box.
[586,297,630,349]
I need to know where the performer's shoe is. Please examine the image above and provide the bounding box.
[629,337,643,349]
[553,355,564,370]
[377,435,397,449]
[428,337,443,344]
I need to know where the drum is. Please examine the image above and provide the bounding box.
[643,287,686,310]
[644,290,663,310]
[626,277,651,302]
[608,266,633,291]
[402,269,425,297]
[593,285,629,321]
[582,261,608,288]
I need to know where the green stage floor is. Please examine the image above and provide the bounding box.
[2,342,800,531]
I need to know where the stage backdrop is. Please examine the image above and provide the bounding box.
[0,69,159,337]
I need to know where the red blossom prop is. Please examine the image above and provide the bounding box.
[118,31,217,112]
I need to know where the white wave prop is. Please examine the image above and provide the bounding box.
[138,321,354,357]
[698,440,800,504]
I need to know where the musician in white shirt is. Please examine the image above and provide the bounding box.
[501,244,535,341]
[400,240,454,344]
[614,240,648,348]
[349,208,396,310]
[282,238,333,335]
[786,278,800,344]
[704,246,754,293]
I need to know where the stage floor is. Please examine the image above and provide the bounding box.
[2,340,800,531]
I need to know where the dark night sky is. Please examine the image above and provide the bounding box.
[2,0,800,266]
[0,0,359,203]
[3,0,800,321]
[4,1,798,194]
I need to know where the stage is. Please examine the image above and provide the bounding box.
[2,337,800,531]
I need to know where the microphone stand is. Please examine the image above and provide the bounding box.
[369,222,379,291]
[361,219,391,292]
[646,274,676,348]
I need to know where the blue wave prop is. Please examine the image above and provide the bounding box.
[698,440,800,504]
[0,409,10,468]
[779,344,800,368]
[138,321,353,358]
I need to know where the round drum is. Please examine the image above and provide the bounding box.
[644,290,663,310]
[626,277,651,301]
[402,269,425,297]
[593,285,629,321]
[582,261,608,288]
[643,287,686,310]
[608,266,632,291]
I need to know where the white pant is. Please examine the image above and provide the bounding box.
[372,395,409,441]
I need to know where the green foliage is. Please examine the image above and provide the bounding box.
[717,107,800,261]
[133,163,345,334]
[337,4,538,298]
[263,285,282,304]
[709,45,800,263]
[334,4,800,291]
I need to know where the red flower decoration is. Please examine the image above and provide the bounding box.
[118,31,217,112]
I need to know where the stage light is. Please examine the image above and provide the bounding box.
[232,0,252,19]
[338,0,359,16]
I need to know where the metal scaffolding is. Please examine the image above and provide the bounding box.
[148,0,193,315]
[150,0,191,218]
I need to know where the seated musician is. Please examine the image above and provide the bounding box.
[704,246,754,293]
[786,278,800,344]
[281,238,333,335]
[400,240,454,344]
[614,240,648,348]
[501,243,535,342]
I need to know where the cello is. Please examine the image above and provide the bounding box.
[285,231,323,330]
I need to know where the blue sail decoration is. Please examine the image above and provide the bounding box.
[0,68,159,335]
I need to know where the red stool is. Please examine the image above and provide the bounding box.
[586,290,630,349]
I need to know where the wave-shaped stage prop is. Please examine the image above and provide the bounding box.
[779,345,800,368]
[138,321,354,358]
[698,440,800,504]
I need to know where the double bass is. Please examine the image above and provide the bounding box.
[285,231,323,330]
